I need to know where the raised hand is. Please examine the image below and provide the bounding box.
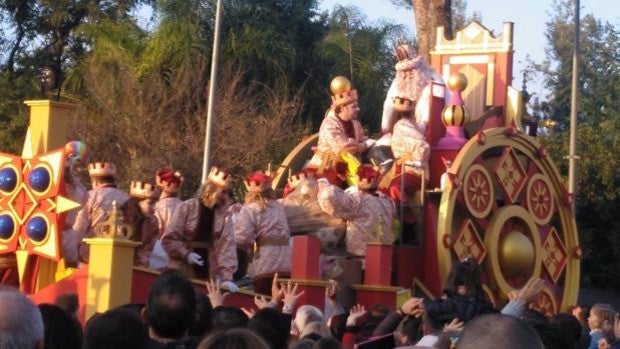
[271,273,284,303]
[205,279,228,308]
[282,280,304,309]
[325,279,340,305]
[346,304,366,326]
[254,295,271,309]
[443,318,464,332]
[513,277,545,304]
[400,297,424,317]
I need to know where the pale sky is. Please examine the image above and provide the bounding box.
[319,0,619,101]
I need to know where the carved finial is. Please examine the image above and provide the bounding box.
[94,200,133,239]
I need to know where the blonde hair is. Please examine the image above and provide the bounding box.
[200,181,226,208]
[244,188,275,211]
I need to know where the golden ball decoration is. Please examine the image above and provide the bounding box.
[330,76,351,95]
[441,104,469,127]
[500,231,535,278]
[447,73,468,92]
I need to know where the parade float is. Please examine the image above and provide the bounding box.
[0,21,580,323]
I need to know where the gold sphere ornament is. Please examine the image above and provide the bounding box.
[330,76,351,95]
[441,104,469,127]
[500,231,535,278]
[447,73,468,92]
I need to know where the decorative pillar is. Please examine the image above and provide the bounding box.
[431,73,470,189]
[364,244,393,286]
[290,236,324,312]
[23,100,73,157]
[84,202,138,320]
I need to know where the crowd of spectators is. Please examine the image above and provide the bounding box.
[1,260,619,349]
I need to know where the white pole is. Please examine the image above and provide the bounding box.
[202,0,224,183]
[568,0,579,211]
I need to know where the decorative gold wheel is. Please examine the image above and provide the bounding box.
[437,128,580,312]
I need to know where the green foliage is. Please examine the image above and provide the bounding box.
[534,0,620,287]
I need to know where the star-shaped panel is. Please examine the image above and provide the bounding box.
[0,149,80,263]
[494,147,528,204]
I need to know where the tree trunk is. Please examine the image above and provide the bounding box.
[412,0,452,60]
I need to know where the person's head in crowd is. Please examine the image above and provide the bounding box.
[142,270,196,341]
[613,310,620,343]
[521,308,549,325]
[300,321,332,341]
[38,304,82,349]
[54,293,79,319]
[588,303,615,332]
[293,305,324,337]
[357,304,391,340]
[189,292,214,337]
[118,302,146,317]
[248,307,290,349]
[0,287,44,349]
[551,312,582,345]
[212,306,249,331]
[423,311,447,334]
[456,313,544,349]
[311,337,342,349]
[290,338,315,349]
[522,314,574,349]
[83,308,148,349]
[198,328,270,349]
[394,315,423,346]
[443,258,484,299]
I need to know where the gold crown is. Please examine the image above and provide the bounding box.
[88,162,116,177]
[207,166,231,188]
[129,180,157,199]
[287,172,316,189]
[244,171,272,193]
[392,97,415,112]
[331,89,358,107]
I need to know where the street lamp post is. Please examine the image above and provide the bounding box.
[202,0,224,183]
[568,0,579,211]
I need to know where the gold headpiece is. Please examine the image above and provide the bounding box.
[329,76,358,107]
[244,171,272,193]
[88,162,116,177]
[287,172,316,189]
[207,166,231,188]
[392,96,415,112]
[129,180,157,199]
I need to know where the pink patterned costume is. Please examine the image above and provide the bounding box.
[384,117,431,203]
[154,195,183,237]
[73,186,129,263]
[317,182,394,258]
[234,200,291,278]
[306,111,368,186]
[162,198,237,281]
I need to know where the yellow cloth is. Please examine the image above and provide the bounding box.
[340,151,361,186]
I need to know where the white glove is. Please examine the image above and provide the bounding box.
[317,178,330,187]
[221,280,239,293]
[186,252,204,266]
[363,138,376,149]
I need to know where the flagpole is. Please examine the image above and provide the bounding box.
[202,0,224,183]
